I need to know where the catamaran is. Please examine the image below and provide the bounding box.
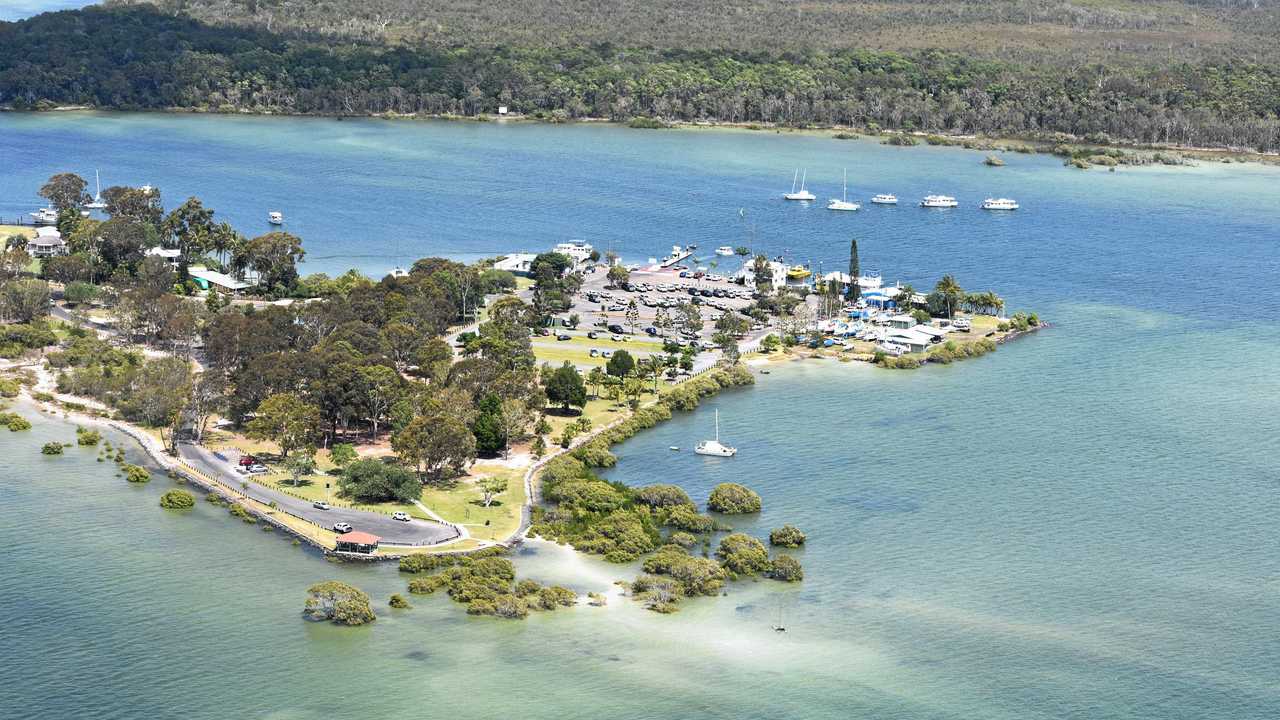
[920,194,959,208]
[85,170,107,210]
[871,193,898,205]
[783,170,815,201]
[981,198,1019,210]
[694,409,737,457]
[827,169,860,211]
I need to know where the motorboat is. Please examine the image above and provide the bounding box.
[694,410,736,457]
[784,170,816,201]
[871,193,898,205]
[29,207,59,225]
[786,265,811,281]
[715,246,735,256]
[827,169,860,211]
[920,194,959,208]
[268,211,284,225]
[85,170,107,210]
[981,198,1019,210]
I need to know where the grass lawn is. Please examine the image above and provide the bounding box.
[419,462,525,543]
[553,334,664,353]
[0,225,35,240]
[542,396,629,439]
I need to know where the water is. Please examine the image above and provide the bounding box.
[0,0,94,22]
[2,113,1280,718]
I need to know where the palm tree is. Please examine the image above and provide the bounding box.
[934,275,963,318]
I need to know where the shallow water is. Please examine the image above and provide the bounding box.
[2,114,1279,718]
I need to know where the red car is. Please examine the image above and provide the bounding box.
[238,456,257,467]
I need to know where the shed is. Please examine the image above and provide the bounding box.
[886,328,934,353]
[188,267,252,293]
[335,531,381,554]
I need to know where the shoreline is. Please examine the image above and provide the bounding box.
[5,105,1276,169]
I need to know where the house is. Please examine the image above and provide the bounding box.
[552,241,595,268]
[188,266,252,294]
[885,313,917,330]
[335,531,380,554]
[145,246,182,268]
[497,106,509,116]
[885,328,935,353]
[493,252,538,277]
[28,227,66,258]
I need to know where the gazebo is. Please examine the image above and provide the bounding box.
[335,531,380,554]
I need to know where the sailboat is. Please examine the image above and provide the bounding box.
[773,602,787,633]
[826,169,860,211]
[85,170,107,210]
[783,170,815,201]
[694,409,737,457]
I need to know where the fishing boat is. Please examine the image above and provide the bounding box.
[715,246,735,256]
[920,194,959,208]
[871,193,898,205]
[85,170,107,210]
[981,197,1019,210]
[783,170,815,201]
[694,410,736,457]
[268,211,284,225]
[786,265,811,281]
[827,169,860,211]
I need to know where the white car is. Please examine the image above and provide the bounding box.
[333,522,353,533]
[392,511,411,522]
[313,501,331,510]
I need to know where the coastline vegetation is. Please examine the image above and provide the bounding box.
[707,483,763,514]
[400,548,577,619]
[769,525,807,548]
[159,489,195,509]
[303,580,376,626]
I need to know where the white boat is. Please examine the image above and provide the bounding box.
[871,193,898,205]
[29,207,59,225]
[784,170,816,201]
[268,211,284,225]
[715,246,735,256]
[981,197,1019,210]
[920,194,959,208]
[694,409,737,457]
[827,169,860,211]
[85,170,107,210]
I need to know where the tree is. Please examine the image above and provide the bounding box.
[338,458,421,502]
[233,231,305,292]
[0,279,50,323]
[163,197,216,266]
[285,449,317,487]
[121,357,192,452]
[677,302,701,335]
[707,482,762,513]
[624,299,640,333]
[653,306,672,337]
[103,185,163,226]
[392,414,476,484]
[246,393,321,459]
[606,349,635,378]
[329,443,358,469]
[933,275,964,318]
[545,361,587,412]
[586,366,606,398]
[479,475,509,507]
[187,371,225,444]
[751,254,774,291]
[303,581,376,626]
[607,264,630,288]
[39,173,90,212]
[498,398,531,457]
[846,238,861,301]
[359,364,401,442]
[715,533,771,576]
[769,525,807,547]
[471,393,505,456]
[897,284,917,311]
[96,218,148,273]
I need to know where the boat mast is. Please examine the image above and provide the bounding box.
[800,169,807,192]
[842,168,847,202]
[791,170,798,194]
[715,409,720,443]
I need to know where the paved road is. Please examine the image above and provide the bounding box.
[178,443,458,545]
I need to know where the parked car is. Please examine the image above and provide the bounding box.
[248,464,268,474]
[643,326,658,335]
[586,330,599,339]
[607,323,626,334]
[392,511,411,522]
[238,456,257,467]
[333,522,353,533]
[589,349,599,357]
[313,501,331,510]
[556,334,571,341]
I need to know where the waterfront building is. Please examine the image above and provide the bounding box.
[28,226,66,257]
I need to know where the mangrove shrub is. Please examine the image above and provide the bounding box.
[303,581,376,626]
[716,533,771,576]
[159,489,196,509]
[769,525,807,548]
[707,483,762,514]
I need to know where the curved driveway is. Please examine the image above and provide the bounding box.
[178,443,458,545]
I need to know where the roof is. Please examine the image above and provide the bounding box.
[146,247,182,259]
[337,531,381,545]
[34,226,61,239]
[188,267,252,290]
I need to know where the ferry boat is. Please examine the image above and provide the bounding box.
[29,207,59,225]
[715,246,735,256]
[694,410,736,457]
[268,211,284,225]
[783,170,815,201]
[920,194,959,208]
[981,198,1019,211]
[871,194,898,205]
[827,169,860,211]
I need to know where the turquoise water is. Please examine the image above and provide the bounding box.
[0,0,93,21]
[2,113,1280,718]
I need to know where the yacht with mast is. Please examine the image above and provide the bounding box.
[783,170,815,201]
[85,170,107,210]
[826,169,860,211]
[694,409,737,457]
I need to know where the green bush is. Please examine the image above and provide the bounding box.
[159,489,196,509]
[76,427,102,446]
[0,377,20,397]
[660,504,716,533]
[769,554,804,582]
[303,581,376,626]
[635,483,693,508]
[41,441,64,455]
[389,593,412,609]
[716,533,771,576]
[123,464,151,483]
[0,412,31,431]
[769,524,807,547]
[707,482,762,514]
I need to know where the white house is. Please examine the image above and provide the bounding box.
[552,241,595,267]
[28,227,66,258]
[493,253,538,277]
[885,328,935,353]
[145,246,182,268]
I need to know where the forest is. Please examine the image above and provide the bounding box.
[1,3,1278,151]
